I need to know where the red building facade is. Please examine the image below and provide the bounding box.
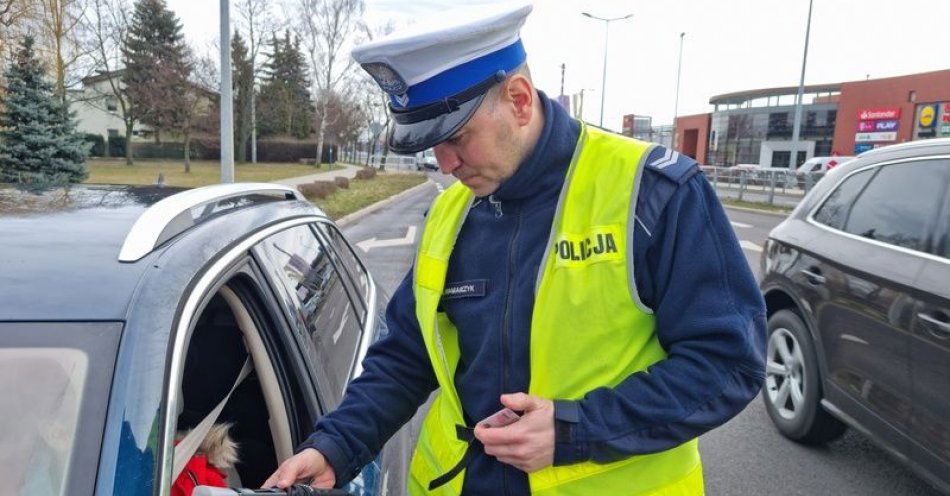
[674,69,950,165]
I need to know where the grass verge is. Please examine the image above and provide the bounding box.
[85,159,342,187]
[307,172,428,220]
[720,198,794,214]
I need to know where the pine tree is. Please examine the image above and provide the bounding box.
[232,31,254,162]
[258,30,313,139]
[0,37,88,184]
[122,0,192,144]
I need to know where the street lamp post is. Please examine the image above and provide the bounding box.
[219,0,234,183]
[582,12,632,129]
[672,32,685,150]
[790,0,814,167]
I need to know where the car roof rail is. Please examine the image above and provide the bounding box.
[857,137,950,158]
[119,182,304,262]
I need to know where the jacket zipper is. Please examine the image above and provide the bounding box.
[499,197,521,496]
[489,194,504,218]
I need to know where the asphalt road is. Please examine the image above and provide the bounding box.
[342,171,942,495]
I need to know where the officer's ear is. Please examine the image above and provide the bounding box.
[500,74,535,126]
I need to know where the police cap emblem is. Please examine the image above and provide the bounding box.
[362,62,409,97]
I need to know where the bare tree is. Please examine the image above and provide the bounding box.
[0,0,35,60]
[355,20,393,167]
[236,0,281,163]
[0,0,32,105]
[38,0,90,101]
[293,0,364,166]
[82,0,134,163]
[354,73,388,167]
[180,54,218,173]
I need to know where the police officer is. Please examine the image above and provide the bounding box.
[264,3,765,494]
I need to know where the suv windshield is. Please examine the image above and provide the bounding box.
[0,322,122,495]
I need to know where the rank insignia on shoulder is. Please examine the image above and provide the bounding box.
[645,146,700,185]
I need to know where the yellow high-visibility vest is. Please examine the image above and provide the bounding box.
[409,123,704,495]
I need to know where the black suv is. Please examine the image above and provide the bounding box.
[759,138,950,493]
[0,183,407,495]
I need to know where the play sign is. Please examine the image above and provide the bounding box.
[858,120,899,132]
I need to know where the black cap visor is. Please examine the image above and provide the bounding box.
[388,92,486,154]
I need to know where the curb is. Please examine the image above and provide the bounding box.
[722,204,792,218]
[336,179,437,227]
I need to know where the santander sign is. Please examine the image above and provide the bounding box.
[858,107,901,120]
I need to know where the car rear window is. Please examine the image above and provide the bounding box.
[843,160,949,253]
[812,168,875,230]
[0,322,121,496]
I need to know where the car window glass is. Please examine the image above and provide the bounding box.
[309,227,366,327]
[316,223,369,310]
[259,225,362,403]
[938,228,949,259]
[813,168,875,230]
[936,195,950,259]
[0,322,120,496]
[843,160,949,253]
[0,348,86,495]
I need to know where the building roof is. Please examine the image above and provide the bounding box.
[709,82,843,105]
[80,69,125,85]
[81,69,217,98]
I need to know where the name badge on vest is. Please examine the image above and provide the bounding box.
[441,279,487,301]
[553,225,624,268]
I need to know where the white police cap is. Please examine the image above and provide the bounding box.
[352,2,533,153]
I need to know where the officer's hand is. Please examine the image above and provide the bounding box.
[474,393,555,473]
[262,448,336,489]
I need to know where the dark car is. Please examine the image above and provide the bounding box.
[759,138,950,493]
[0,183,408,495]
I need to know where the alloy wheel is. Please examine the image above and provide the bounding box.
[766,327,807,421]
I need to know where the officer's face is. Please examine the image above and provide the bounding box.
[433,104,520,196]
[433,77,537,196]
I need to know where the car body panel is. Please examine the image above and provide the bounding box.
[908,193,950,483]
[0,184,185,320]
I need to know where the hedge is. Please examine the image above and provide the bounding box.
[83,133,106,157]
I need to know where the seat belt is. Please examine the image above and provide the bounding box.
[173,357,252,481]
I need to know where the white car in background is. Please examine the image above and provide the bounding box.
[796,156,855,189]
[416,149,439,171]
[797,156,855,174]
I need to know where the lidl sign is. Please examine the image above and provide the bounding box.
[918,104,938,128]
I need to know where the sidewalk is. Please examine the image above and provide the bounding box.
[275,163,360,187]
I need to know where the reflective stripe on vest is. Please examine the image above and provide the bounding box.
[409,123,704,495]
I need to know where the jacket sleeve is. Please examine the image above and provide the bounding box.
[297,270,438,484]
[551,172,767,465]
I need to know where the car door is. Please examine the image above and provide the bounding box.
[254,223,365,410]
[907,162,950,487]
[806,159,944,448]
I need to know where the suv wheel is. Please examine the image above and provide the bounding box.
[763,309,847,444]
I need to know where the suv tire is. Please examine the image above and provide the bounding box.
[762,309,847,444]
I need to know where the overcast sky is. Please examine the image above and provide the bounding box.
[168,0,950,132]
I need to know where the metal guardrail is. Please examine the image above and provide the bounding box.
[700,166,827,208]
[351,152,419,170]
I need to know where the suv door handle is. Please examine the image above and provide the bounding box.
[918,312,950,340]
[800,268,826,285]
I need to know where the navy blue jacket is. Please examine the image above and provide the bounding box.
[300,92,767,494]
